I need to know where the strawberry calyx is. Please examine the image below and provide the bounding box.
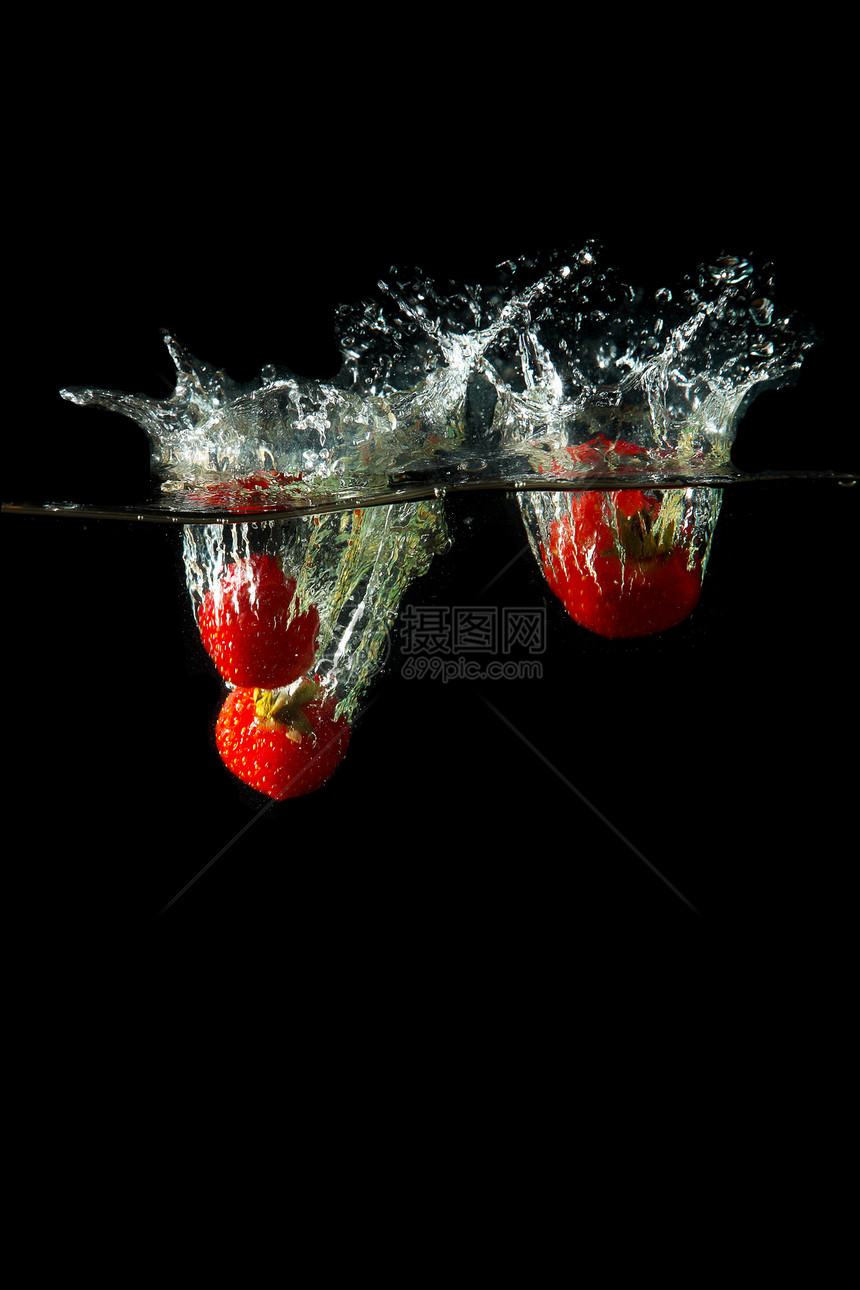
[604,502,677,562]
[253,679,323,743]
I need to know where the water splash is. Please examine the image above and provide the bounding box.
[336,246,815,474]
[58,245,817,515]
[182,498,450,724]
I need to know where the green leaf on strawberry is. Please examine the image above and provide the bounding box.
[215,679,351,800]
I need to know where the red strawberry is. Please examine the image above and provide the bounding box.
[186,471,303,514]
[539,438,702,638]
[215,680,351,800]
[541,431,648,481]
[198,553,319,688]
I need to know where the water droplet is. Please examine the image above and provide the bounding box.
[706,255,753,285]
[750,338,774,357]
[750,297,774,325]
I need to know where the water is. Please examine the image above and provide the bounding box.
[54,245,823,693]
[4,238,853,929]
[56,245,820,517]
[182,500,450,724]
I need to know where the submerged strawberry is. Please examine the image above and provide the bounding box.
[198,553,319,688]
[215,680,351,800]
[539,437,702,639]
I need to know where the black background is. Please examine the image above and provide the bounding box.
[4,84,855,997]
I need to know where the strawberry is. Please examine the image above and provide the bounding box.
[539,437,702,639]
[541,431,648,481]
[215,680,351,800]
[198,553,319,688]
[186,471,303,514]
